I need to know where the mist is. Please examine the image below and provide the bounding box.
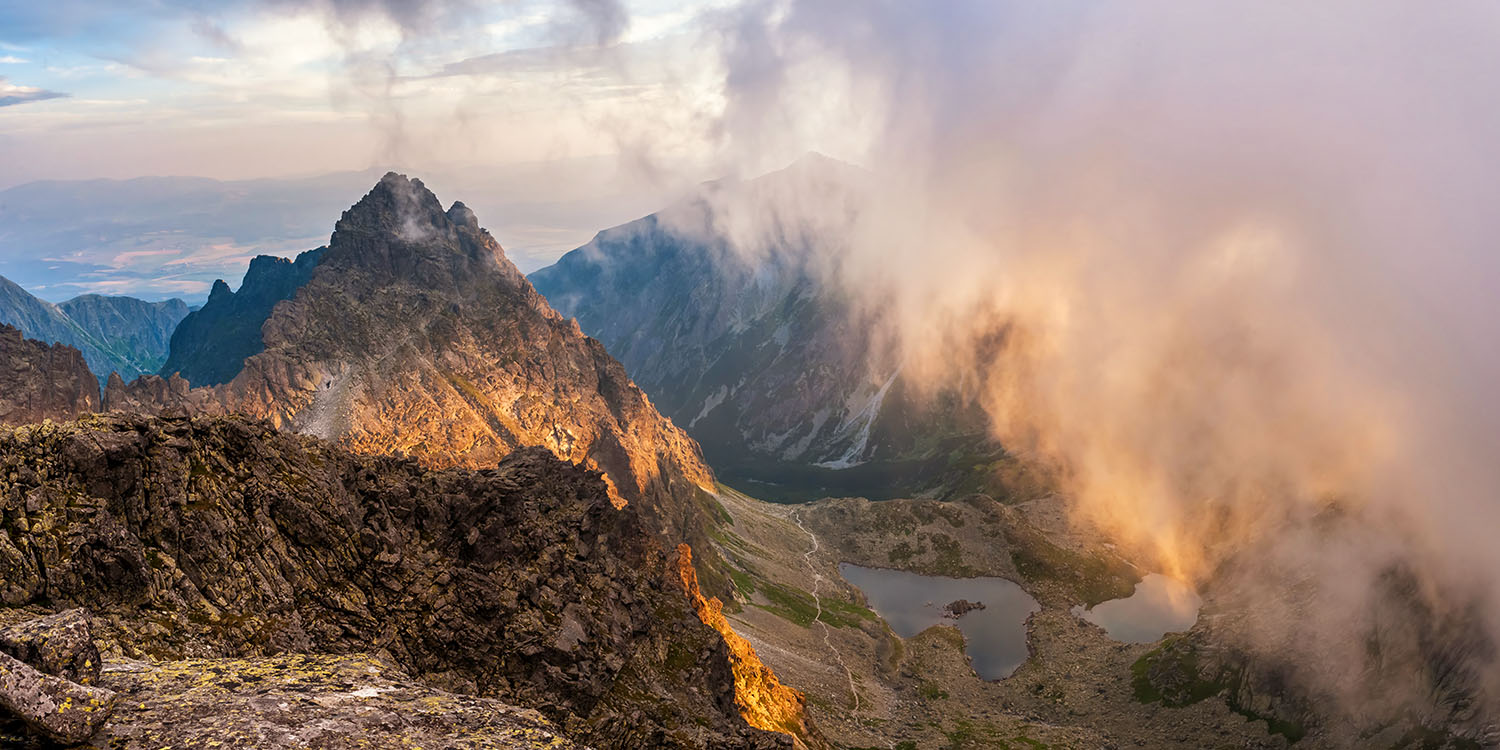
[682,0,1500,733]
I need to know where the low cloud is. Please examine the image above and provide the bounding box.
[0,76,68,107]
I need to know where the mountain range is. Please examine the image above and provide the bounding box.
[0,275,187,384]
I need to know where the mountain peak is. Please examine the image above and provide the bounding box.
[446,201,479,231]
[334,172,450,240]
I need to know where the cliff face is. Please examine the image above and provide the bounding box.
[0,324,99,425]
[159,246,325,387]
[0,276,186,383]
[0,414,789,749]
[673,544,817,745]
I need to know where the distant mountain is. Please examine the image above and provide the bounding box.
[0,275,187,383]
[0,323,99,425]
[0,160,685,300]
[530,155,1014,502]
[59,294,188,376]
[160,246,325,386]
[104,173,736,563]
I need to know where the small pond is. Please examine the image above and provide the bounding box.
[838,563,1040,679]
[1072,573,1202,643]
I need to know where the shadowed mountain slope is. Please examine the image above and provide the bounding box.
[531,156,1013,502]
[160,246,325,387]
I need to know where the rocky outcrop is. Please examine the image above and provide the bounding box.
[942,599,986,618]
[530,155,1007,501]
[0,647,116,744]
[0,610,104,686]
[0,324,99,425]
[0,275,186,383]
[160,246,325,386]
[102,371,195,415]
[0,413,791,749]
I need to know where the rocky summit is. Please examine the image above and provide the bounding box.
[108,173,718,549]
[94,173,813,746]
[0,413,798,749]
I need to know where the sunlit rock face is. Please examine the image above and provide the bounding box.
[673,544,821,749]
[111,173,717,545]
[531,155,1002,501]
[100,175,798,744]
[0,324,99,425]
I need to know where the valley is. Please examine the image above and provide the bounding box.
[703,485,1298,749]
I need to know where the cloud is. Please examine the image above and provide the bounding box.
[692,0,1500,737]
[0,76,68,106]
[0,56,28,64]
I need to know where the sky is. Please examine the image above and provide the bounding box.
[0,0,770,187]
[0,0,813,299]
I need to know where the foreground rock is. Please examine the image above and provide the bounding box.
[74,654,577,749]
[0,648,115,744]
[0,414,801,749]
[0,609,103,686]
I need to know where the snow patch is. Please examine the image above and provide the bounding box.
[814,368,900,470]
[688,385,730,428]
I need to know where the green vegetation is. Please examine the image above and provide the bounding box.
[1130,638,1223,706]
[748,578,877,628]
[917,681,949,701]
[929,533,980,577]
[941,718,1062,749]
[1006,525,1136,606]
[726,566,757,597]
[888,540,918,564]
